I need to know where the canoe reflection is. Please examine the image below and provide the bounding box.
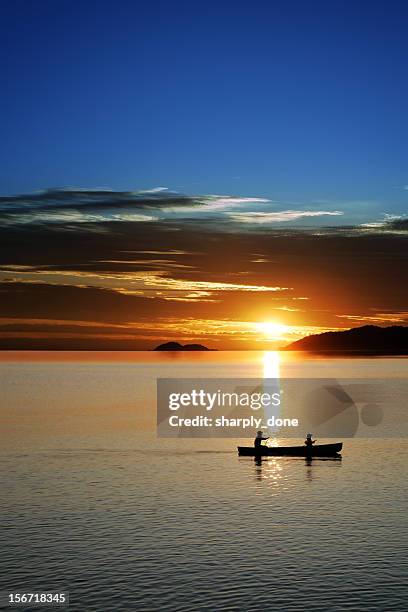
[250,454,342,483]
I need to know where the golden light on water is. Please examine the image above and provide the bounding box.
[263,350,280,379]
[263,351,281,443]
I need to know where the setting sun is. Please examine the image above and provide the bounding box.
[257,321,288,340]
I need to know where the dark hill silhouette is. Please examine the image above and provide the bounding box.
[284,325,408,354]
[153,341,213,351]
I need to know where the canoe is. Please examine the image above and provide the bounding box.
[237,442,342,457]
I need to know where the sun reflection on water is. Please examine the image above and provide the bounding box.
[263,350,280,379]
[262,351,281,442]
[254,458,284,486]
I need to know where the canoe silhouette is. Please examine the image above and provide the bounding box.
[238,442,342,457]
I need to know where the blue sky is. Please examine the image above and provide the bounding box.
[1,0,407,223]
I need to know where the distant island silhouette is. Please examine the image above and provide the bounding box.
[153,341,214,351]
[284,325,408,355]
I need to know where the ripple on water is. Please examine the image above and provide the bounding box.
[0,440,407,611]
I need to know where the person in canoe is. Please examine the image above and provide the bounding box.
[254,430,269,454]
[304,433,316,453]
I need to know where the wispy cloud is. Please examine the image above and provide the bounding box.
[109,213,156,222]
[162,195,271,213]
[0,264,291,303]
[116,274,291,296]
[275,306,301,312]
[200,196,270,208]
[123,250,195,256]
[0,188,273,226]
[97,259,196,270]
[360,213,408,232]
[2,210,156,225]
[162,291,219,303]
[229,210,343,224]
[337,313,408,324]
[139,187,169,193]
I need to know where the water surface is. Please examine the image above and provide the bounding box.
[0,352,407,611]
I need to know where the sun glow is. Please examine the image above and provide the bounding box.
[257,321,288,340]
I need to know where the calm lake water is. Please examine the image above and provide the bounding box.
[0,352,407,611]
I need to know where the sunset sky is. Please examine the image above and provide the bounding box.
[0,188,406,349]
[0,1,407,349]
